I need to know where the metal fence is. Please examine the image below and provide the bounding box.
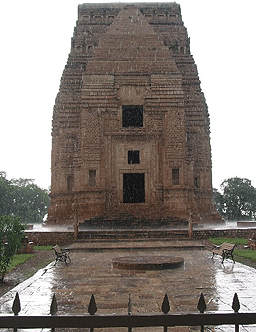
[1,292,256,331]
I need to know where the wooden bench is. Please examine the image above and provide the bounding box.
[212,242,236,264]
[53,245,71,265]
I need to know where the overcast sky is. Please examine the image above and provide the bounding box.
[0,0,255,190]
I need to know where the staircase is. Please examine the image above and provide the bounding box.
[77,213,189,241]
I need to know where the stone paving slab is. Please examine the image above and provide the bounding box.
[1,245,256,332]
[66,240,205,251]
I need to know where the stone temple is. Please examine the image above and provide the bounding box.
[47,3,221,225]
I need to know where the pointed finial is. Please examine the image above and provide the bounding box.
[12,292,21,315]
[50,293,58,315]
[128,294,132,315]
[161,293,170,314]
[232,293,240,313]
[88,294,97,315]
[197,293,206,313]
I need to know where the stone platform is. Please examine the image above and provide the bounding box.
[66,239,205,251]
[1,243,256,332]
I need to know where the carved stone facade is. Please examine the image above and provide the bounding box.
[47,3,221,224]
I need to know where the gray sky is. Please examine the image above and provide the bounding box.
[0,0,255,190]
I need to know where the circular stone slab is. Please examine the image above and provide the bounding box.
[112,256,184,270]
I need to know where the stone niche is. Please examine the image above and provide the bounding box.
[47,3,221,225]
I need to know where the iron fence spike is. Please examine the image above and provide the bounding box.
[197,293,206,313]
[232,293,240,313]
[50,293,58,315]
[161,293,170,314]
[128,293,132,315]
[12,292,21,316]
[88,294,97,315]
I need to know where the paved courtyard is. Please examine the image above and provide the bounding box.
[1,242,256,331]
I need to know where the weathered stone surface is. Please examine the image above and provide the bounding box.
[112,255,185,270]
[48,3,221,224]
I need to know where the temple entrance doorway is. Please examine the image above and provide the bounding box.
[123,173,145,203]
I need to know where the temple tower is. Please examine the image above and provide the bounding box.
[47,3,221,224]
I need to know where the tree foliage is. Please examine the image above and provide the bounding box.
[213,188,225,216]
[0,216,25,282]
[213,177,256,221]
[0,172,50,223]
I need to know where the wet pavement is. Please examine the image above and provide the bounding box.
[0,241,256,331]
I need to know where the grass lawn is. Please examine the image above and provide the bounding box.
[7,245,52,273]
[7,254,35,272]
[208,237,248,246]
[234,249,256,261]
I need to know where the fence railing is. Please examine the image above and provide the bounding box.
[1,292,256,331]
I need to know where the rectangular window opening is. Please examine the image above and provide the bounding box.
[89,170,96,187]
[194,177,199,188]
[67,175,74,192]
[128,150,140,164]
[122,105,143,128]
[172,168,180,185]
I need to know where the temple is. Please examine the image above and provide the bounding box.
[47,3,221,225]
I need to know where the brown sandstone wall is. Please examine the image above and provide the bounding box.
[48,3,221,225]
[25,231,74,246]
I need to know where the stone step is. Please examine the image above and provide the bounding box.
[77,229,189,240]
[81,214,188,229]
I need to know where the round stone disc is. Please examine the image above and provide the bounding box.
[112,256,184,270]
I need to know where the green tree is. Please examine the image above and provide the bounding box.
[11,178,50,223]
[0,172,13,216]
[0,172,50,223]
[213,188,225,216]
[0,216,25,282]
[220,177,256,220]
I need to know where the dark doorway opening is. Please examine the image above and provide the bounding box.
[123,173,145,203]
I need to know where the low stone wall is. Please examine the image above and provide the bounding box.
[193,228,254,240]
[25,231,74,246]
